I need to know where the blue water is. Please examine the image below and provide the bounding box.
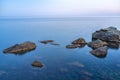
[0,17,120,80]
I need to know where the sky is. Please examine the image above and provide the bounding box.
[0,0,120,18]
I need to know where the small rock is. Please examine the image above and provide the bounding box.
[31,61,43,68]
[39,40,54,44]
[66,38,86,49]
[72,38,87,44]
[3,41,36,54]
[87,39,108,49]
[90,46,108,58]
[66,45,78,49]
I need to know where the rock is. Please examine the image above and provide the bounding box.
[3,41,36,54]
[87,39,108,49]
[90,46,108,58]
[92,27,120,42]
[72,38,87,44]
[107,42,120,49]
[66,38,86,49]
[66,45,78,49]
[31,61,43,68]
[39,40,54,44]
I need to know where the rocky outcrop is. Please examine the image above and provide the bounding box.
[66,38,86,49]
[87,39,108,49]
[90,46,108,58]
[88,27,120,58]
[92,27,120,42]
[31,61,43,68]
[3,41,36,54]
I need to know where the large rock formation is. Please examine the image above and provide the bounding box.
[92,27,120,42]
[3,41,36,54]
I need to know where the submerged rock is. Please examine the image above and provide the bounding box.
[92,27,120,42]
[50,43,60,46]
[72,38,87,44]
[39,40,54,44]
[31,61,43,68]
[66,45,78,49]
[68,61,84,68]
[3,41,36,54]
[87,39,108,49]
[90,46,108,58]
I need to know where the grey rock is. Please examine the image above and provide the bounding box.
[39,40,54,44]
[31,61,43,68]
[66,45,78,49]
[92,27,120,42]
[87,39,108,49]
[3,41,36,54]
[90,46,108,58]
[107,42,120,49]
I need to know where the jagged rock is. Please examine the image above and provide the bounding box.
[87,39,108,49]
[39,40,54,44]
[31,61,43,68]
[92,27,120,42]
[107,42,120,49]
[3,41,36,54]
[72,38,87,44]
[90,46,108,58]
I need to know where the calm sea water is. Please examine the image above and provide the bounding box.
[0,17,120,80]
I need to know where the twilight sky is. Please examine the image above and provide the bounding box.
[0,0,120,18]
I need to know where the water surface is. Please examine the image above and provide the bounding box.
[0,17,120,80]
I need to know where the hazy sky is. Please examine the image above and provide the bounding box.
[0,0,120,18]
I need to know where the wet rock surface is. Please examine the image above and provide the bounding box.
[39,40,54,44]
[31,61,43,68]
[3,41,36,54]
[87,39,108,49]
[66,38,86,49]
[72,38,87,44]
[66,45,78,49]
[92,27,120,42]
[90,46,108,58]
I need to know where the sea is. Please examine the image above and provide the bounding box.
[0,17,120,80]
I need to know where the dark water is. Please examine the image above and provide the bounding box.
[0,17,120,80]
